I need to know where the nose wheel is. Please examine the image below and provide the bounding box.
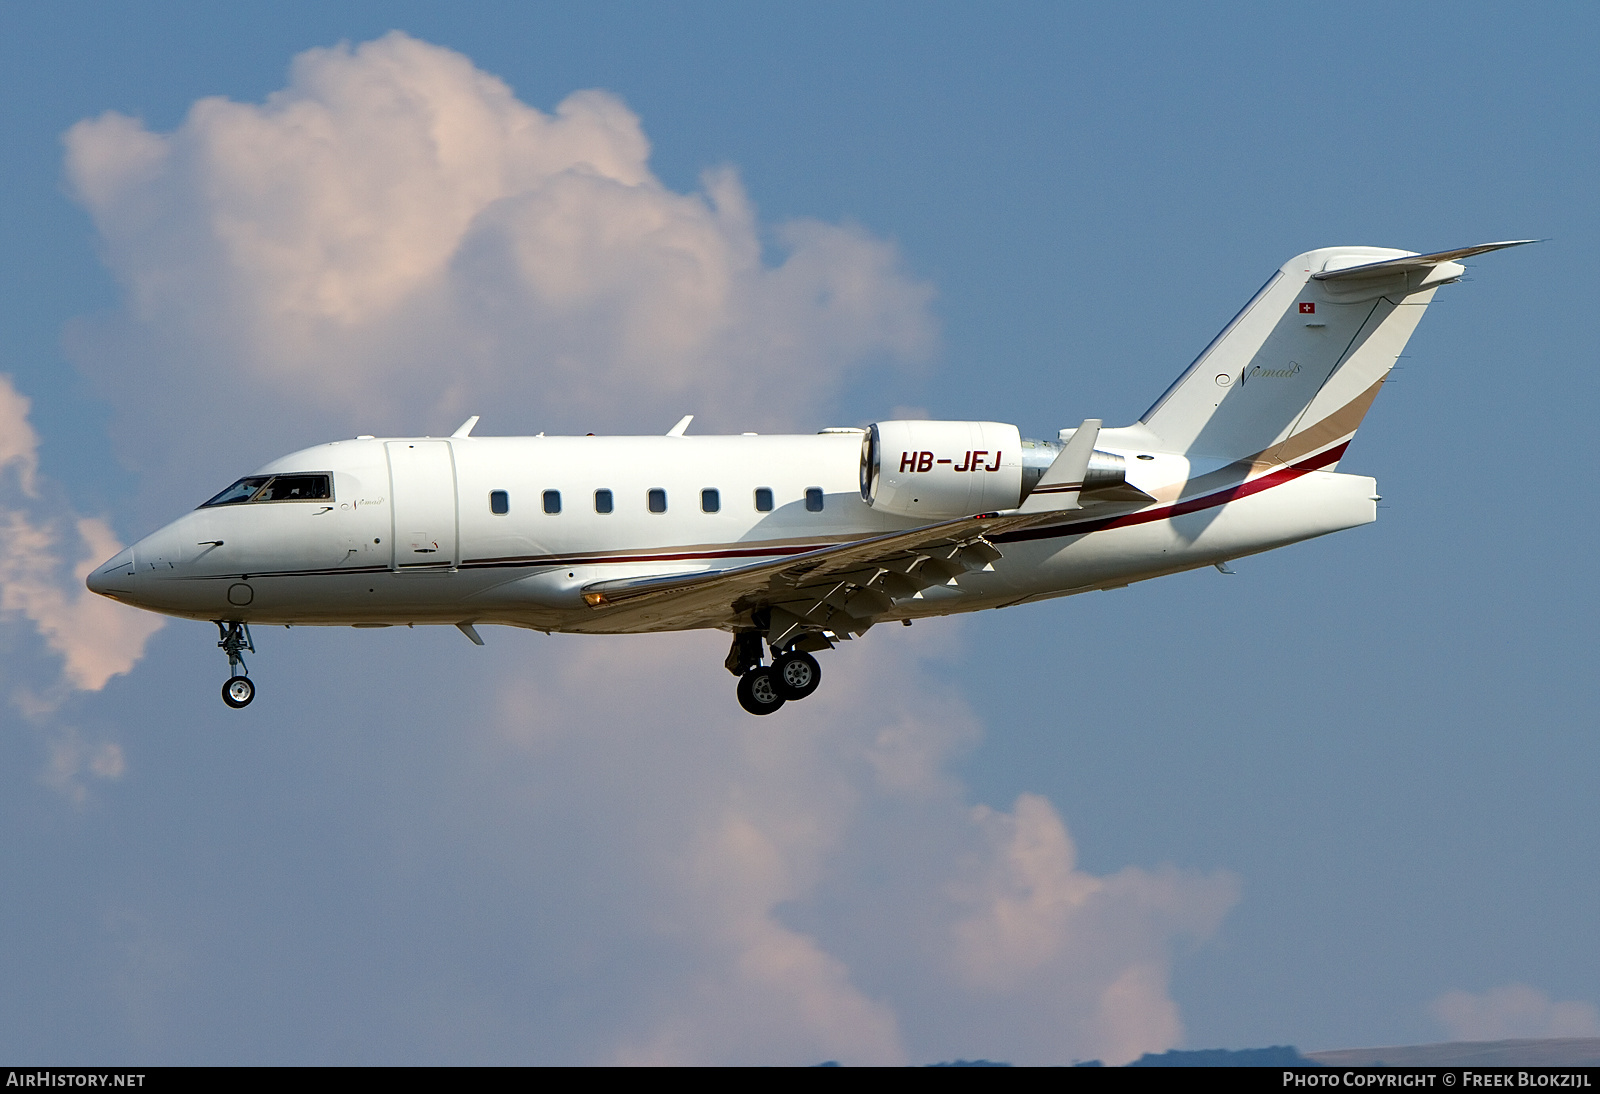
[215,620,256,708]
[223,676,255,708]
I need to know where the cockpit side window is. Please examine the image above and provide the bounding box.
[200,477,271,507]
[198,473,332,508]
[254,474,332,502]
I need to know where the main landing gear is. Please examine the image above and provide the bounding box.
[727,632,823,716]
[216,620,256,708]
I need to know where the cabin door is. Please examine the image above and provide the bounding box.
[385,441,459,570]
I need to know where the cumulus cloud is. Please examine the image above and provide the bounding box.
[63,29,934,507]
[40,725,127,806]
[1431,985,1600,1042]
[0,375,163,695]
[53,34,1233,1063]
[451,629,1235,1065]
[946,795,1237,1064]
[476,633,919,1065]
[0,373,40,495]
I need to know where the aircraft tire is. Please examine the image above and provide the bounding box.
[223,675,255,708]
[737,667,786,716]
[774,651,822,700]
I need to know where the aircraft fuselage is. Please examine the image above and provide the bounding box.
[89,429,1376,635]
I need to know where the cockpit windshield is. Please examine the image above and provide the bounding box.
[199,474,332,508]
[201,477,271,507]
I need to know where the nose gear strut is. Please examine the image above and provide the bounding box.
[216,620,257,708]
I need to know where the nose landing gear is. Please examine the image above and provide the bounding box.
[216,620,256,708]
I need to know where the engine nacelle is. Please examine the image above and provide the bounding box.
[861,421,1023,519]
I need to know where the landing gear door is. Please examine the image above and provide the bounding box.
[385,441,459,570]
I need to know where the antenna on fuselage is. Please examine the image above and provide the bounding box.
[666,414,694,437]
[451,416,480,438]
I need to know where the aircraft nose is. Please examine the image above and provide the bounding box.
[85,547,136,598]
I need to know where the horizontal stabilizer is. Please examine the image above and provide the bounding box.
[1313,240,1535,281]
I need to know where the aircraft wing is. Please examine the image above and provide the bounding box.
[577,418,1151,646]
[578,505,1084,647]
[579,415,1164,639]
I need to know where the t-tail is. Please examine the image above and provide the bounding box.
[1137,241,1533,469]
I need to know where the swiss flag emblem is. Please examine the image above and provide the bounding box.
[1299,302,1316,314]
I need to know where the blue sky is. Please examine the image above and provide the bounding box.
[1,2,1595,1064]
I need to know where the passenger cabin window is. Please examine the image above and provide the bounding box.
[595,489,614,514]
[489,490,509,515]
[543,490,561,515]
[805,488,824,512]
[200,474,331,508]
[702,489,720,513]
[754,488,774,512]
[648,488,667,514]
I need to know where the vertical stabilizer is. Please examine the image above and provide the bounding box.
[1139,241,1530,467]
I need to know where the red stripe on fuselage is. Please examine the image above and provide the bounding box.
[994,442,1349,546]
[461,542,822,569]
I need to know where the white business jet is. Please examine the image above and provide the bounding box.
[87,242,1528,714]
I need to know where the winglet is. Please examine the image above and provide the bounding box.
[666,415,694,437]
[452,416,480,438]
[1019,419,1101,513]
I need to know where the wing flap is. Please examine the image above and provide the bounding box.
[577,506,1090,637]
